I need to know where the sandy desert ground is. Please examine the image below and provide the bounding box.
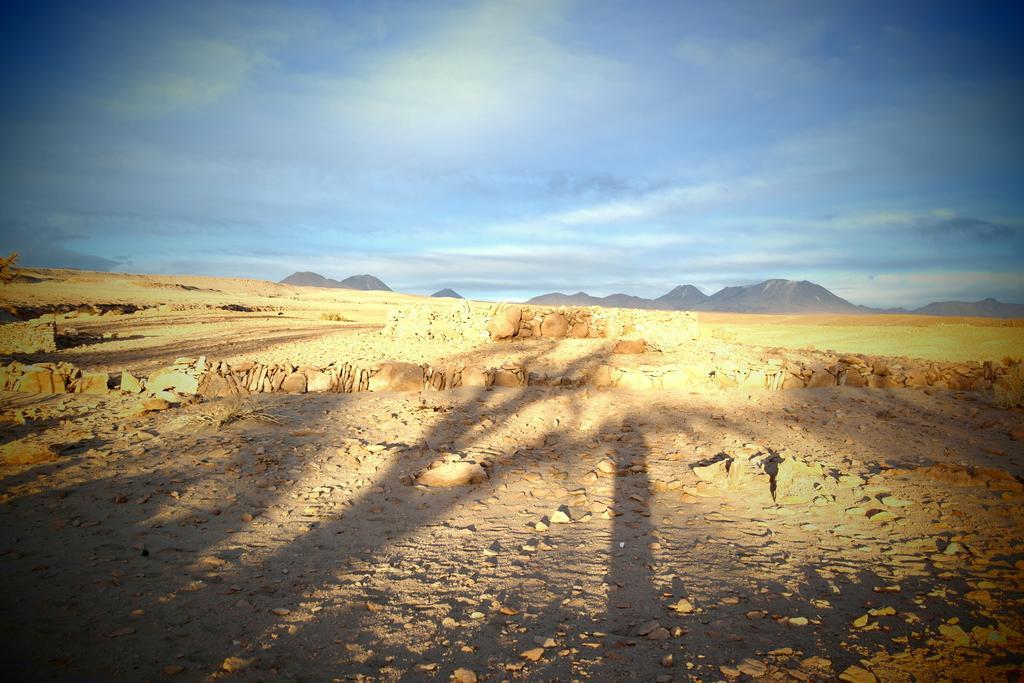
[1,269,1023,682]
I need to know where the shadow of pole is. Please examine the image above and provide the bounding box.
[599,414,676,677]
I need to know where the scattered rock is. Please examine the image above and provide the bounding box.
[773,457,824,505]
[416,461,488,487]
[1,440,59,465]
[669,598,694,614]
[738,659,767,677]
[637,620,662,636]
[613,339,647,354]
[692,459,729,484]
[120,370,143,393]
[939,623,970,646]
[550,506,572,524]
[107,627,135,638]
[520,647,545,662]
[646,626,671,640]
[134,397,171,415]
[839,665,878,683]
[221,657,250,673]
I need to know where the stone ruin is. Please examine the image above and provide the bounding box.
[1,350,1020,403]
[383,302,700,349]
[0,299,1020,399]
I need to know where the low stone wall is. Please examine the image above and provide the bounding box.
[197,359,521,396]
[592,352,1020,392]
[383,303,700,349]
[1,349,1019,400]
[0,321,56,354]
[712,350,1016,392]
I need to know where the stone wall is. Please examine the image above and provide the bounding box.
[383,302,699,349]
[716,350,1017,392]
[486,304,699,349]
[196,359,520,396]
[0,320,56,354]
[1,349,1018,400]
[592,351,1020,392]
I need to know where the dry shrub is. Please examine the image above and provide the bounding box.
[189,396,284,428]
[0,252,18,285]
[994,374,1024,409]
[320,312,354,322]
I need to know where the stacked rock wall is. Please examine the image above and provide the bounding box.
[484,304,699,349]
[1,350,1018,399]
[710,350,1016,392]
[590,351,1020,392]
[0,360,108,394]
[0,321,56,354]
[197,359,523,396]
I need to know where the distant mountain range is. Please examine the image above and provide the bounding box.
[531,284,710,311]
[529,279,1024,317]
[697,279,861,313]
[280,271,391,291]
[431,288,464,299]
[281,271,1022,318]
[529,279,862,314]
[911,298,1024,318]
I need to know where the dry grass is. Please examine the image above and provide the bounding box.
[994,373,1024,409]
[188,396,284,428]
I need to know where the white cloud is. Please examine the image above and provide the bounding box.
[480,177,775,243]
[301,0,630,158]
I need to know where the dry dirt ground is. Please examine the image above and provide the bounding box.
[698,313,1024,364]
[2,270,1024,682]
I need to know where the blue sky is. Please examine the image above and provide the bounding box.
[1,0,1023,307]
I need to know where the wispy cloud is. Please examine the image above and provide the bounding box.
[915,216,1015,242]
[105,39,262,115]
[296,0,630,162]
